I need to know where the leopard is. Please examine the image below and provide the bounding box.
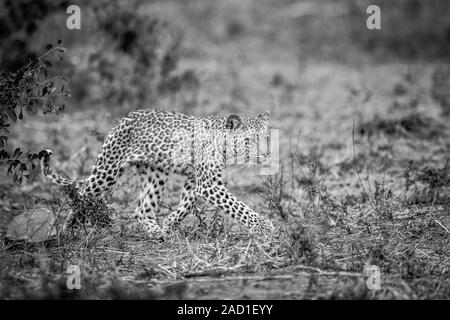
[39,108,275,240]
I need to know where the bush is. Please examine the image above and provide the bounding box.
[0,41,70,183]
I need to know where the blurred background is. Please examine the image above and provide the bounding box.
[2,0,450,188]
[2,0,450,114]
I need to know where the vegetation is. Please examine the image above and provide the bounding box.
[0,41,69,183]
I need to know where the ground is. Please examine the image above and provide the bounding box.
[0,0,449,299]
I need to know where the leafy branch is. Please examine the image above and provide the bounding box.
[0,40,70,183]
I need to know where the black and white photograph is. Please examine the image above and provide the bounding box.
[0,0,449,304]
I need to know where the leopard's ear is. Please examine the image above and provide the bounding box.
[38,149,53,159]
[258,111,271,122]
[226,114,243,130]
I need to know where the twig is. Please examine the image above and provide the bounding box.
[185,237,211,268]
[434,219,449,234]
[352,119,374,207]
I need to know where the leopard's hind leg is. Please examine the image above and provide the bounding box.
[134,164,168,239]
[161,172,196,235]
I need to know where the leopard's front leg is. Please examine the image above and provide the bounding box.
[198,183,273,234]
[162,165,274,237]
[195,165,274,235]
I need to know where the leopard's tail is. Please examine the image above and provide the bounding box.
[39,150,74,186]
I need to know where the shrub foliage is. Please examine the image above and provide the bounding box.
[0,41,70,183]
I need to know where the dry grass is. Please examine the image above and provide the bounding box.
[1,145,448,299]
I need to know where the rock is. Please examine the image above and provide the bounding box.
[6,208,57,244]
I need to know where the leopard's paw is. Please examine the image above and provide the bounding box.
[250,216,275,237]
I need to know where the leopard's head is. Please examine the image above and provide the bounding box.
[221,111,272,167]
